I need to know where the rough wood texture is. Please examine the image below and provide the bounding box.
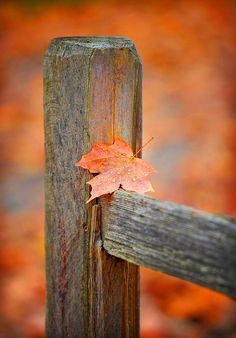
[44,37,141,337]
[103,190,236,299]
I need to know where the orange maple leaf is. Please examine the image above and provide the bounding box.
[75,137,157,203]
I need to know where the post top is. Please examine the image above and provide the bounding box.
[51,36,135,49]
[44,36,140,65]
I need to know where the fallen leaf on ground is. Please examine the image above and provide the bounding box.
[75,137,157,203]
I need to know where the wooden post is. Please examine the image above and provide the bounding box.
[44,37,141,337]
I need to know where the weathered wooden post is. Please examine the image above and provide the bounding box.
[44,37,142,337]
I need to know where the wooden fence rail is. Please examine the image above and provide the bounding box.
[102,190,236,299]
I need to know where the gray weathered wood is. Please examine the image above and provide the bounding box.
[44,37,141,337]
[102,190,236,299]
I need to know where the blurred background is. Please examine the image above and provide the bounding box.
[0,0,236,337]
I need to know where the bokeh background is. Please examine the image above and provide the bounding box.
[1,0,236,337]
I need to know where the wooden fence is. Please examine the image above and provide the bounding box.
[44,37,236,338]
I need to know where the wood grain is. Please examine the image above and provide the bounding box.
[44,37,141,337]
[102,190,236,299]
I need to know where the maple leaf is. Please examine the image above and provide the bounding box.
[75,137,157,203]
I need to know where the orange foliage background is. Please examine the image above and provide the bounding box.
[0,1,236,337]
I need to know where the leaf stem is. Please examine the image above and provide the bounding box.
[133,137,154,157]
